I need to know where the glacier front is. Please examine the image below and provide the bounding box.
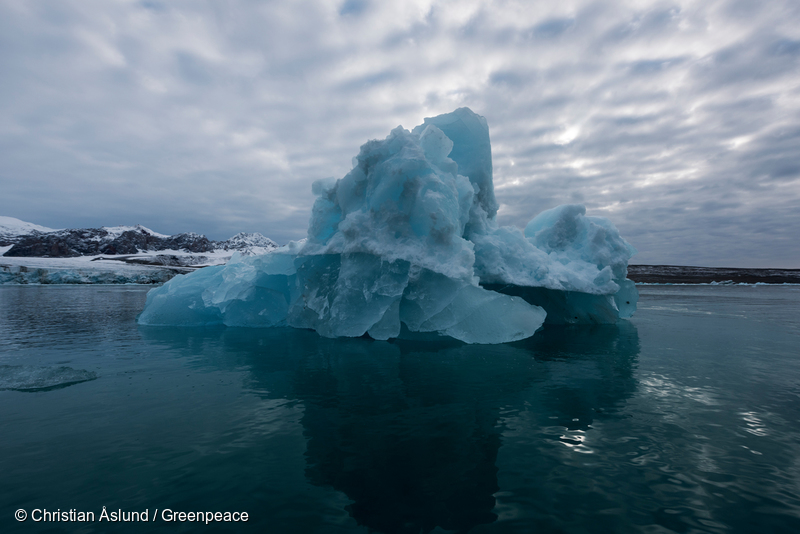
[137,108,637,343]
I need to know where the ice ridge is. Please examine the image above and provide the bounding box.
[138,108,637,343]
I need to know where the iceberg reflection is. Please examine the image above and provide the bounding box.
[139,323,640,533]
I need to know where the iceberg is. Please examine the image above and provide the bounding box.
[138,108,637,343]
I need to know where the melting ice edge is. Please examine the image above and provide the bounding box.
[138,108,638,344]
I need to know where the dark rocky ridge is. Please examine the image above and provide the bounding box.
[0,230,34,247]
[628,265,800,284]
[3,226,276,258]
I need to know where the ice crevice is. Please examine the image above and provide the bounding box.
[137,108,638,343]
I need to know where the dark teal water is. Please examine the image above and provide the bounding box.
[1,285,799,533]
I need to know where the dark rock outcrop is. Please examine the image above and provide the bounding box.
[627,264,800,284]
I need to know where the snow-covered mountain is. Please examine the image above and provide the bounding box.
[1,218,278,258]
[102,224,169,239]
[218,232,279,251]
[0,216,58,246]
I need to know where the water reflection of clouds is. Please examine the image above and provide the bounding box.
[740,411,770,437]
[640,374,721,407]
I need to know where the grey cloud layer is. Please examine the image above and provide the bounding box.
[1,0,798,267]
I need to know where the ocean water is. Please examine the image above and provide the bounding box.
[1,284,799,533]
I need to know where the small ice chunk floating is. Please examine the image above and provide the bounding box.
[137,108,638,343]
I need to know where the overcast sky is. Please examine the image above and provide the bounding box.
[1,0,799,267]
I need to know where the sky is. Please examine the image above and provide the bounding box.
[1,0,799,268]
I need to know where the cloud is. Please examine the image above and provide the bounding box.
[0,0,798,267]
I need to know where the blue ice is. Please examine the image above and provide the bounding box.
[138,108,637,342]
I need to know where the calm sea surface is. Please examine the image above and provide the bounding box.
[1,285,799,533]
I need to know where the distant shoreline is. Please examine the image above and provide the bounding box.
[628,265,800,285]
[3,256,800,286]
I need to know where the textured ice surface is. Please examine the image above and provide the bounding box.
[138,108,637,342]
[0,257,184,285]
[0,365,97,391]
